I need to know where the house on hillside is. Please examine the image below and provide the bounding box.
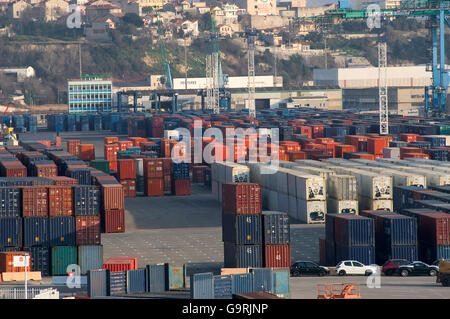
[7,0,31,19]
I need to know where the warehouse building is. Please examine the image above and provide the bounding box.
[173,75,283,90]
[67,76,113,113]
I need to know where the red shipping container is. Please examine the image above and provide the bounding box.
[46,176,79,186]
[48,186,73,216]
[344,135,368,149]
[78,144,95,161]
[67,140,81,156]
[103,257,137,271]
[402,153,429,159]
[418,213,450,245]
[163,175,172,193]
[120,179,137,198]
[367,138,388,155]
[34,163,58,177]
[152,127,164,138]
[161,158,172,175]
[100,184,124,210]
[349,152,376,160]
[400,134,418,142]
[0,252,32,273]
[152,117,164,128]
[143,158,163,178]
[102,209,125,233]
[0,161,27,177]
[311,125,324,138]
[222,183,262,215]
[359,210,391,217]
[192,165,207,183]
[75,215,101,245]
[145,178,164,197]
[109,160,118,172]
[118,159,136,180]
[104,144,119,162]
[104,137,119,145]
[264,244,291,268]
[315,138,334,144]
[172,179,191,196]
[400,147,424,157]
[22,186,48,217]
[335,144,357,158]
[287,151,308,161]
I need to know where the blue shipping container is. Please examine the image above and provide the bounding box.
[336,244,376,265]
[78,245,103,275]
[23,217,49,247]
[250,268,272,293]
[190,272,214,299]
[271,269,290,296]
[146,264,165,293]
[213,275,232,299]
[0,187,21,217]
[73,185,100,216]
[127,269,147,294]
[421,243,450,264]
[222,213,262,245]
[377,244,418,265]
[336,216,375,246]
[231,273,253,294]
[108,270,127,295]
[382,215,417,246]
[66,168,92,185]
[23,246,50,276]
[262,211,290,245]
[49,217,75,246]
[224,243,262,268]
[88,269,109,298]
[0,217,22,247]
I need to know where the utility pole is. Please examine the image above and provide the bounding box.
[184,36,188,90]
[273,45,277,82]
[247,29,256,118]
[78,43,82,77]
[324,37,327,70]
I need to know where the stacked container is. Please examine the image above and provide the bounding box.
[95,176,125,233]
[222,183,262,268]
[104,143,119,172]
[211,162,250,202]
[143,158,164,197]
[78,144,95,161]
[118,159,136,198]
[172,162,191,196]
[326,175,358,215]
[261,211,291,268]
[67,140,81,156]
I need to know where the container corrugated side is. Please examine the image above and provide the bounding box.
[263,244,291,268]
[231,273,253,294]
[376,244,418,265]
[213,275,233,299]
[51,246,77,276]
[335,216,375,246]
[108,270,127,295]
[164,263,186,290]
[262,211,290,245]
[222,213,262,245]
[49,217,75,246]
[23,246,50,276]
[0,217,22,247]
[224,243,262,268]
[271,269,290,296]
[146,264,165,293]
[335,244,375,265]
[126,269,147,294]
[250,268,272,293]
[23,217,49,247]
[88,269,109,297]
[78,245,103,275]
[190,272,214,299]
[382,216,418,246]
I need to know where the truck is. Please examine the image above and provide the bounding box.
[437,259,450,287]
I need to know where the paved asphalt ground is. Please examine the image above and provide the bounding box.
[2,131,444,299]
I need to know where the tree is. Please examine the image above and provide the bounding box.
[121,13,144,28]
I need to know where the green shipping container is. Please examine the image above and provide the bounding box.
[52,246,77,276]
[136,176,145,193]
[164,263,186,290]
[90,160,110,174]
[438,125,450,135]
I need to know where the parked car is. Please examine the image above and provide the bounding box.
[398,261,439,277]
[382,259,410,276]
[290,261,329,277]
[336,260,378,276]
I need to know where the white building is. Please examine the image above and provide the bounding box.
[313,65,433,88]
[173,75,283,90]
[0,66,35,82]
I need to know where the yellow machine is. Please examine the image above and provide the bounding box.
[2,125,19,146]
[436,260,450,287]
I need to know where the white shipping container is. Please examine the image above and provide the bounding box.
[296,199,327,224]
[218,163,250,183]
[295,174,326,201]
[360,166,427,188]
[135,158,144,177]
[327,175,358,200]
[360,197,394,211]
[293,166,336,180]
[164,130,180,140]
[327,198,359,215]
[383,147,400,159]
[275,168,290,194]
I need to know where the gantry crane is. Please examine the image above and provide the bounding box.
[294,1,450,123]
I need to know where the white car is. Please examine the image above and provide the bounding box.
[336,260,378,276]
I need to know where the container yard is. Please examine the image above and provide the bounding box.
[0,109,448,301]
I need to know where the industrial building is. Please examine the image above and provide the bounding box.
[67,76,113,113]
[173,75,283,90]
[313,65,432,88]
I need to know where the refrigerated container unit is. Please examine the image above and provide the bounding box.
[296,199,327,224]
[327,199,358,215]
[327,175,358,201]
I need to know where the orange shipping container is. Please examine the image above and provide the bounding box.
[0,252,32,273]
[48,186,73,216]
[0,161,27,177]
[78,144,95,161]
[104,144,119,162]
[335,144,357,158]
[104,137,119,145]
[400,134,418,142]
[144,178,164,197]
[264,244,291,268]
[100,183,124,210]
[34,163,58,177]
[367,138,388,155]
[67,140,81,156]
[287,151,307,161]
[400,147,424,157]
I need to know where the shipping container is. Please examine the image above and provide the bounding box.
[66,168,92,186]
[420,243,450,264]
[108,270,127,295]
[51,246,77,275]
[213,275,233,299]
[172,179,191,196]
[0,187,21,217]
[0,217,22,247]
[102,209,125,233]
[250,268,272,293]
[164,263,186,290]
[143,158,164,178]
[271,269,289,297]
[261,211,290,245]
[88,269,109,298]
[144,178,164,197]
[120,179,137,198]
[334,215,375,246]
[335,244,375,265]
[146,264,165,293]
[264,244,291,268]
[222,213,262,245]
[295,199,327,224]
[231,273,253,294]
[48,186,73,216]
[118,159,136,180]
[103,257,137,272]
[418,213,450,246]
[224,243,262,268]
[127,269,147,294]
[49,217,75,246]
[23,217,49,247]
[73,185,100,216]
[75,216,101,245]
[78,245,103,275]
[21,186,48,217]
[0,251,31,272]
[294,173,326,201]
[100,184,124,210]
[327,198,358,215]
[190,272,214,299]
[222,183,262,215]
[376,244,418,265]
[327,175,358,201]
